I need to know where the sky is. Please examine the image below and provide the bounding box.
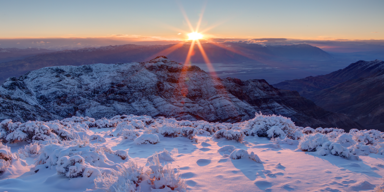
[1,0,384,41]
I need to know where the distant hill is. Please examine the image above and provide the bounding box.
[0,43,331,83]
[0,48,54,63]
[274,60,384,131]
[0,56,360,130]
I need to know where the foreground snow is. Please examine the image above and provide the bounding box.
[0,114,383,191]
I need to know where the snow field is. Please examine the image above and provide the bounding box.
[0,113,383,191]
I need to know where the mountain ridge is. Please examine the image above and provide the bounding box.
[274,59,384,131]
[0,56,361,130]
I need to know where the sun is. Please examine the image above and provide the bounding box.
[187,32,203,40]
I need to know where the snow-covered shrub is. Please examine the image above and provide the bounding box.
[127,120,145,130]
[350,143,373,156]
[181,127,197,139]
[229,149,261,163]
[376,144,384,155]
[354,131,377,145]
[218,145,236,156]
[315,127,323,133]
[18,143,41,158]
[99,155,186,192]
[119,130,140,140]
[214,129,244,142]
[147,154,186,191]
[0,143,14,173]
[115,122,135,132]
[159,125,181,138]
[56,155,87,178]
[317,142,357,160]
[349,128,359,134]
[134,134,160,145]
[230,149,249,159]
[245,113,297,139]
[98,161,145,192]
[147,149,175,163]
[94,118,118,128]
[115,150,129,160]
[299,133,329,152]
[335,133,356,147]
[303,127,315,134]
[36,143,122,178]
[249,152,262,163]
[195,123,218,135]
[267,126,286,139]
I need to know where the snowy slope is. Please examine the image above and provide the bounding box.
[0,56,361,129]
[0,114,383,191]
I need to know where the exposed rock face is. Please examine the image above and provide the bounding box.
[0,56,361,130]
[274,60,384,131]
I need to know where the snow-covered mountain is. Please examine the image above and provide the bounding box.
[274,60,384,99]
[0,56,361,130]
[274,60,384,131]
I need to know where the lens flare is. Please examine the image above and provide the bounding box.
[188,32,203,40]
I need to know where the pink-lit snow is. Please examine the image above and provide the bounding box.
[0,113,383,191]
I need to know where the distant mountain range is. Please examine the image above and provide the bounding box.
[0,56,361,130]
[0,43,331,83]
[0,48,54,63]
[274,60,384,131]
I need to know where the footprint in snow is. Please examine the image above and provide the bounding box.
[255,180,272,190]
[199,147,211,152]
[201,142,211,147]
[276,163,285,170]
[282,184,294,191]
[196,159,211,166]
[186,180,197,187]
[180,172,196,179]
[349,181,375,191]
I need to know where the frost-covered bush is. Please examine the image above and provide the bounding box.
[299,133,329,152]
[94,118,119,128]
[119,130,140,140]
[317,142,357,160]
[36,143,124,178]
[218,146,236,157]
[354,131,377,145]
[159,125,181,138]
[303,127,315,134]
[147,149,175,163]
[0,119,91,144]
[98,161,145,192]
[214,129,244,142]
[99,155,186,192]
[18,143,41,158]
[146,154,186,191]
[229,149,261,163]
[0,143,14,173]
[349,143,373,156]
[249,152,262,163]
[267,126,286,139]
[134,134,160,145]
[115,150,129,160]
[245,113,297,139]
[181,127,197,139]
[335,133,356,147]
